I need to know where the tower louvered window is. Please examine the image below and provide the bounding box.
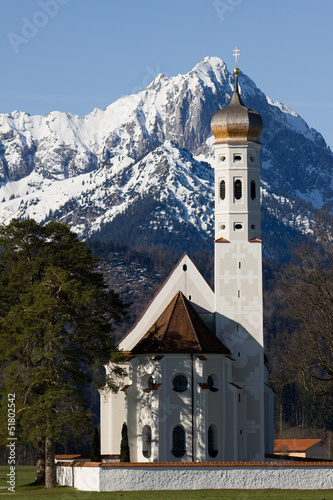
[220,180,226,200]
[234,179,242,200]
[251,180,256,200]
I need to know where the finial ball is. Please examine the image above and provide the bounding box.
[233,67,240,75]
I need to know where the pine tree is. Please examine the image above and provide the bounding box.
[120,423,130,462]
[0,219,128,488]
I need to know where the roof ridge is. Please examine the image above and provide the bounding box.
[179,292,201,348]
[160,292,181,348]
[131,291,230,355]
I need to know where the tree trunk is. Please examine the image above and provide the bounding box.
[45,436,56,489]
[35,438,45,485]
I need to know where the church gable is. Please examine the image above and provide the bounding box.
[132,291,230,355]
[119,254,214,352]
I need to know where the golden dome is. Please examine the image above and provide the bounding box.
[211,72,263,144]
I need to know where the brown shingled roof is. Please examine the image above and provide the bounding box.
[131,291,230,355]
[274,439,323,452]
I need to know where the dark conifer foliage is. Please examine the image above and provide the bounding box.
[91,427,101,462]
[0,219,128,488]
[120,422,130,462]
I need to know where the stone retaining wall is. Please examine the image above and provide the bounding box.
[56,461,333,492]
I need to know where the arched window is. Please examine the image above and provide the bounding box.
[173,374,188,392]
[251,180,256,200]
[142,425,152,458]
[172,425,186,457]
[208,424,218,458]
[220,180,226,200]
[234,179,242,200]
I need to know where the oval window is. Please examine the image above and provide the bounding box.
[208,424,218,458]
[233,154,242,162]
[172,425,186,458]
[173,374,188,392]
[220,180,226,200]
[251,180,256,200]
[142,425,152,458]
[234,223,243,230]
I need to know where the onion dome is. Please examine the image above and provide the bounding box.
[211,68,263,144]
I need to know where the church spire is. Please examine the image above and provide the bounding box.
[212,50,265,461]
[210,48,263,145]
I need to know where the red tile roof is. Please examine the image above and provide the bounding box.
[274,439,323,452]
[131,291,230,355]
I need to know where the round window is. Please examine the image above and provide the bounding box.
[173,374,188,392]
[207,374,219,392]
[142,374,154,391]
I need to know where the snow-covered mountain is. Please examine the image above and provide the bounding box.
[0,57,332,257]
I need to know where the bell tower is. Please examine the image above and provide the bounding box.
[211,50,265,461]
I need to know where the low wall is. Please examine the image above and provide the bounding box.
[56,461,333,492]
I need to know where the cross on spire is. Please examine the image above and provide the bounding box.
[233,47,240,67]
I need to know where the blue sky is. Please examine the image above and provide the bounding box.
[1,0,333,149]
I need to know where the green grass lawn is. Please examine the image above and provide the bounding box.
[0,466,332,499]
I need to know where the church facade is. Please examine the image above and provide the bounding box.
[100,64,274,463]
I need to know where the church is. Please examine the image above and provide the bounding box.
[99,58,275,463]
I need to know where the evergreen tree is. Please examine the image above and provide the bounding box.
[91,427,101,462]
[120,422,130,462]
[0,219,128,488]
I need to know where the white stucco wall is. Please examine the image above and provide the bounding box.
[100,362,128,456]
[57,463,333,491]
[56,465,100,491]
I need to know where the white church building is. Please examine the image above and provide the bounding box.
[100,63,274,463]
